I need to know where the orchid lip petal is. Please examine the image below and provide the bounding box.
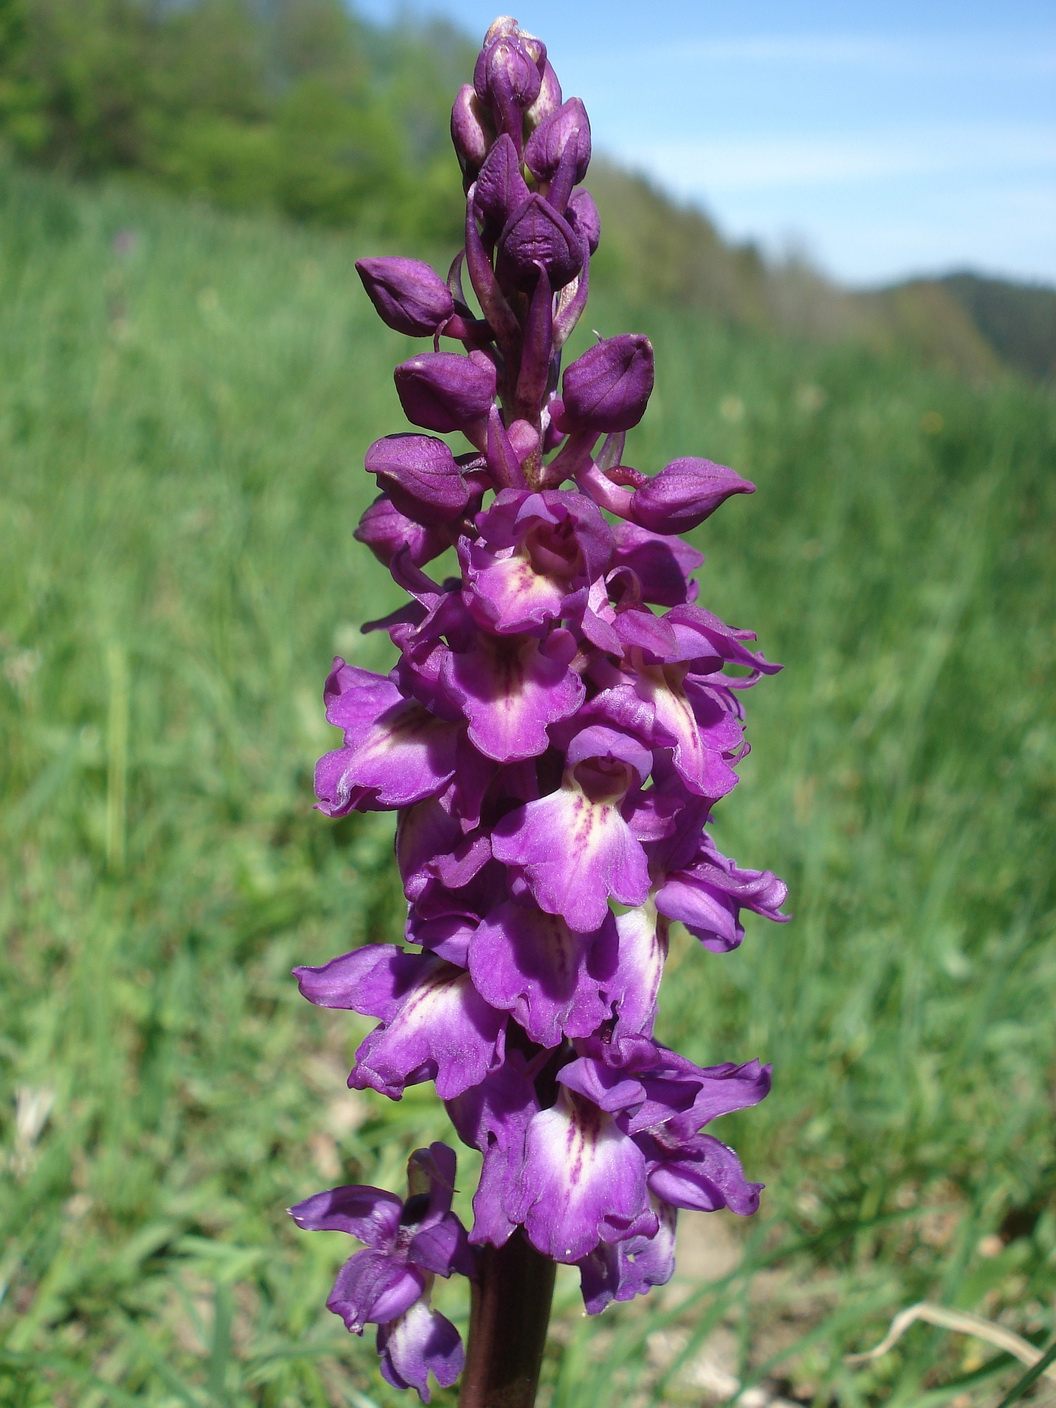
[377,1300,465,1400]
[492,785,650,931]
[469,901,619,1047]
[518,1089,652,1262]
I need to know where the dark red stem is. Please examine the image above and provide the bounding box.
[458,1232,556,1408]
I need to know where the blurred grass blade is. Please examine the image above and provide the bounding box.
[994,1338,1056,1408]
[845,1301,1056,1380]
[0,1350,145,1407]
[105,642,130,875]
[206,1282,234,1405]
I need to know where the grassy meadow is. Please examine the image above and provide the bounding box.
[1,161,1054,1407]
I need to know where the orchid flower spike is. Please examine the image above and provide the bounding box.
[292,16,788,1406]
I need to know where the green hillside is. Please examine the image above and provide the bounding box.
[1,161,1054,1406]
[939,272,1056,382]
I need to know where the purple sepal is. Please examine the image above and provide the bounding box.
[656,838,790,952]
[665,605,781,677]
[445,1053,541,1247]
[327,1249,425,1332]
[396,796,463,902]
[355,495,453,569]
[610,905,668,1037]
[622,785,682,844]
[469,901,619,1047]
[474,26,543,117]
[637,1058,773,1141]
[567,188,600,254]
[429,832,494,895]
[294,944,401,1014]
[556,1049,647,1115]
[577,1200,676,1314]
[633,669,743,799]
[644,1133,764,1216]
[559,1038,770,1142]
[295,945,506,1100]
[378,1301,465,1403]
[612,522,703,606]
[527,57,563,126]
[612,597,681,661]
[630,459,755,535]
[394,352,496,436]
[464,488,615,634]
[315,661,459,815]
[322,658,399,728]
[496,194,584,292]
[289,1184,402,1245]
[474,26,541,154]
[356,258,455,337]
[365,434,471,527]
[565,723,652,782]
[556,334,654,433]
[412,915,475,968]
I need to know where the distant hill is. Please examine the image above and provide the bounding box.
[938,273,1056,382]
[587,162,1056,382]
[589,160,1055,383]
[857,273,1056,384]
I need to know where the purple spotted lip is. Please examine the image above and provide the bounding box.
[291,16,788,1402]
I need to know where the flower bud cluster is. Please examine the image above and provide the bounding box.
[293,17,788,1401]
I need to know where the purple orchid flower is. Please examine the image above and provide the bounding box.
[289,1144,473,1403]
[292,18,788,1405]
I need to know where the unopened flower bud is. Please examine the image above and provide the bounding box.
[354,495,452,568]
[473,23,544,149]
[567,188,601,254]
[474,134,531,238]
[355,257,454,337]
[474,31,542,113]
[495,194,583,291]
[557,334,654,433]
[451,84,492,181]
[394,351,497,434]
[365,434,472,525]
[524,98,591,186]
[629,459,755,535]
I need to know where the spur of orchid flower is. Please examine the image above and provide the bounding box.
[290,16,788,1406]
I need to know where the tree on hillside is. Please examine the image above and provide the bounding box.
[0,0,467,238]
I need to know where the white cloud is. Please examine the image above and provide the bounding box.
[590,32,1056,78]
[617,126,1056,194]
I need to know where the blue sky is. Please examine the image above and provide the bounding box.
[357,0,1056,287]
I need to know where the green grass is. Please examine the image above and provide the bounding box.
[0,160,1054,1407]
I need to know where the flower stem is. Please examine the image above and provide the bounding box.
[459,1231,557,1408]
